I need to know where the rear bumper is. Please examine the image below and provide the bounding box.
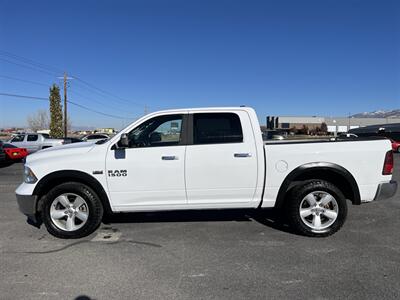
[16,193,38,221]
[374,181,397,201]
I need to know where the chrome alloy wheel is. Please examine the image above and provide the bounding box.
[299,191,339,231]
[50,193,89,231]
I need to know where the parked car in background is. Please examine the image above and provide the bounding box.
[338,133,358,138]
[349,123,400,141]
[0,141,6,165]
[8,133,64,153]
[3,143,28,162]
[63,137,84,144]
[81,134,109,143]
[262,130,286,141]
[391,139,400,153]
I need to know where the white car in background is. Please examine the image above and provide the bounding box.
[338,133,358,138]
[81,134,109,143]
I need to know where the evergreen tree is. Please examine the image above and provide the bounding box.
[49,84,64,138]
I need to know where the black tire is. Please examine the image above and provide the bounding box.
[397,146,400,153]
[286,180,347,237]
[41,182,104,239]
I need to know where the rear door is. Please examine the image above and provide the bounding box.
[185,111,258,206]
[25,134,41,153]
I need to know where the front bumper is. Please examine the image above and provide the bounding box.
[16,193,38,221]
[374,181,398,201]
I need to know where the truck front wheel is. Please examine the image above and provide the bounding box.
[41,182,104,239]
[287,180,347,237]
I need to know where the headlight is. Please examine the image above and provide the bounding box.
[24,166,38,184]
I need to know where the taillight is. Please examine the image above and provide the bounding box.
[382,150,394,175]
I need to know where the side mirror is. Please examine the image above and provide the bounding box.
[119,133,129,148]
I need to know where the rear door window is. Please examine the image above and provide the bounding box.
[27,134,38,142]
[193,113,243,144]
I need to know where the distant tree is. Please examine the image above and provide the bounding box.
[27,109,49,132]
[299,124,309,135]
[320,122,328,134]
[49,84,64,138]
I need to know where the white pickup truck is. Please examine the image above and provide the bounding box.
[9,133,64,153]
[16,107,397,238]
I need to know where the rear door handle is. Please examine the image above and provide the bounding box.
[234,153,252,158]
[162,156,178,160]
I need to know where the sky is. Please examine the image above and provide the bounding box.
[0,0,399,129]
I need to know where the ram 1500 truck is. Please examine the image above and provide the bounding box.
[16,107,397,238]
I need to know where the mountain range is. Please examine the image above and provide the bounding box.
[351,109,400,118]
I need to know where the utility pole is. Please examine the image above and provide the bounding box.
[144,105,148,115]
[58,73,73,138]
[63,72,68,138]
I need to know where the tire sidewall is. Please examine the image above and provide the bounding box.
[289,180,347,236]
[41,182,103,238]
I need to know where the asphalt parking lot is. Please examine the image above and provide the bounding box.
[1,155,399,300]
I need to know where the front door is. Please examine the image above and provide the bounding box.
[105,113,188,210]
[9,134,25,149]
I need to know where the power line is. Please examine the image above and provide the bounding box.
[0,92,48,101]
[0,75,50,87]
[69,88,139,116]
[0,50,148,109]
[73,76,147,108]
[0,57,58,77]
[68,100,138,120]
[0,50,155,112]
[0,50,63,74]
[0,74,141,116]
[0,92,133,120]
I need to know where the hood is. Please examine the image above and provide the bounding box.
[27,142,96,163]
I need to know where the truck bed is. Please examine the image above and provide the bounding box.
[262,136,392,207]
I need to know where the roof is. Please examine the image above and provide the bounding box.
[145,106,256,117]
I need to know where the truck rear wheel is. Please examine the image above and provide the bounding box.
[41,182,103,239]
[287,180,347,237]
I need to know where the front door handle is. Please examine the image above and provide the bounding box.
[234,153,252,158]
[162,156,178,160]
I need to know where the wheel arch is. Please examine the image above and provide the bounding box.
[274,162,361,208]
[33,170,112,214]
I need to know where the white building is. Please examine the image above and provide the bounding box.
[268,115,400,133]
